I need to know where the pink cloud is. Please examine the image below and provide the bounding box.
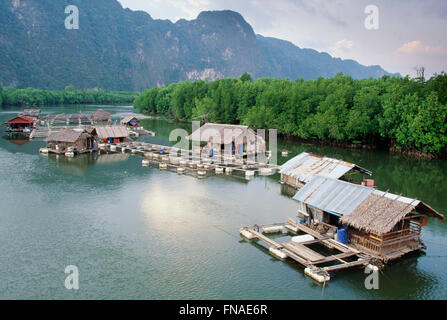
[397,40,444,55]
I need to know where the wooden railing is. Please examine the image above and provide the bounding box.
[349,224,421,257]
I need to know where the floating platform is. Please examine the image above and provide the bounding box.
[240,219,372,283]
[100,141,278,180]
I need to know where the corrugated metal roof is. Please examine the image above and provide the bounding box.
[293,175,374,216]
[280,152,371,183]
[294,175,445,230]
[93,126,129,139]
[4,115,35,124]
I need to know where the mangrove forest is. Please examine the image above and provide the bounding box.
[0,86,138,107]
[134,72,447,156]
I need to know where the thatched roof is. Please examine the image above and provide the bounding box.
[341,192,445,234]
[280,152,372,184]
[92,126,129,139]
[186,123,265,145]
[90,109,111,121]
[120,116,140,124]
[46,129,91,143]
[293,175,444,234]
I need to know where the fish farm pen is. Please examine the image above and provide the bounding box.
[240,219,372,283]
[241,155,444,283]
[4,108,443,286]
[98,141,279,179]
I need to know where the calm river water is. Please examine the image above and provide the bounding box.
[0,105,446,299]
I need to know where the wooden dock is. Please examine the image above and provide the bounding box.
[99,141,279,179]
[240,220,373,283]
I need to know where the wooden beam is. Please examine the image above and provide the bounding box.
[323,260,366,272]
[287,219,326,240]
[280,245,312,267]
[247,229,283,249]
[297,238,331,245]
[313,252,357,265]
[282,242,325,262]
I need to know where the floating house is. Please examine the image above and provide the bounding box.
[186,123,266,157]
[120,116,140,128]
[292,175,444,262]
[3,115,35,134]
[22,109,41,120]
[90,109,111,124]
[280,152,372,189]
[92,125,129,143]
[44,129,96,155]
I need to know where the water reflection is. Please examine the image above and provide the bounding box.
[1,106,446,299]
[280,183,298,197]
[96,153,130,164]
[46,153,98,175]
[3,134,30,146]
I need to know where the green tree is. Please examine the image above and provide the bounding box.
[239,72,253,82]
[132,72,447,155]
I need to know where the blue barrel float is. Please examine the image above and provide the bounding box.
[295,216,306,224]
[337,227,349,244]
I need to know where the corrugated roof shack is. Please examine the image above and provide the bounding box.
[280,152,372,189]
[293,175,445,262]
[45,129,96,154]
[92,125,129,143]
[90,109,111,124]
[3,115,35,133]
[186,123,266,158]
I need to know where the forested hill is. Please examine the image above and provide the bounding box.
[0,0,398,91]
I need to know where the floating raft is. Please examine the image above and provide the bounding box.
[240,219,373,283]
[100,141,278,180]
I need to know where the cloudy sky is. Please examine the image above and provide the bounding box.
[118,0,447,78]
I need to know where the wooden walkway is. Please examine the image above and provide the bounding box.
[100,141,278,179]
[240,220,372,283]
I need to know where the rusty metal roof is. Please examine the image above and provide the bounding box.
[4,115,35,124]
[293,175,444,225]
[280,152,371,183]
[293,175,374,216]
